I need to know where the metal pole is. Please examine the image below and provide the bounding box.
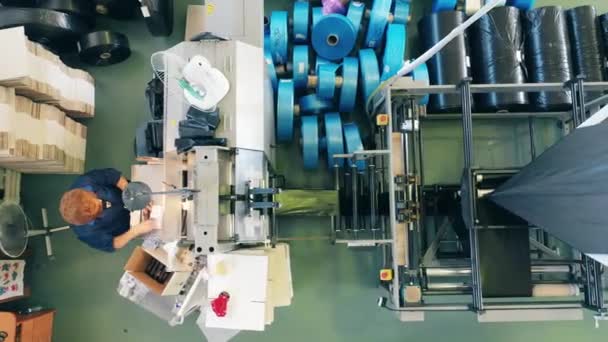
[352,164,359,236]
[460,78,483,312]
[528,117,536,160]
[577,76,587,121]
[570,80,581,127]
[369,163,377,233]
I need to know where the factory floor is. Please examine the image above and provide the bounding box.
[4,0,608,341]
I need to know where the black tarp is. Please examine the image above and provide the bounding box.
[491,122,608,255]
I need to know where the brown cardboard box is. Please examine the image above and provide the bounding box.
[124,246,192,296]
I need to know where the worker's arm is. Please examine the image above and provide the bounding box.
[112,220,157,250]
[116,176,129,191]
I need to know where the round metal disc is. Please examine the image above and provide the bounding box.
[381,24,406,81]
[265,49,278,92]
[346,1,365,36]
[293,1,310,43]
[0,202,28,258]
[411,61,430,105]
[343,123,366,171]
[339,57,359,112]
[392,0,410,24]
[301,116,319,169]
[270,11,288,64]
[317,63,338,100]
[365,0,392,48]
[122,181,153,211]
[277,79,295,142]
[292,45,310,90]
[299,93,334,114]
[311,14,357,61]
[324,113,345,168]
[359,49,380,102]
[312,6,323,27]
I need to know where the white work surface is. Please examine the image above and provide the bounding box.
[206,253,269,331]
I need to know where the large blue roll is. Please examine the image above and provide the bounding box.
[432,0,457,12]
[359,49,380,102]
[381,24,406,81]
[264,49,278,92]
[411,62,430,105]
[301,116,319,169]
[393,0,411,24]
[315,56,330,74]
[277,80,295,142]
[293,45,310,89]
[365,0,392,48]
[264,16,270,34]
[317,63,339,99]
[347,1,365,36]
[324,113,344,168]
[270,11,289,64]
[339,57,359,112]
[343,123,366,171]
[312,7,323,27]
[312,14,357,61]
[300,94,334,114]
[293,1,310,43]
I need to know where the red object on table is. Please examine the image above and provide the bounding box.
[211,292,230,317]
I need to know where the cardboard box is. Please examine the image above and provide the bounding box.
[124,246,192,296]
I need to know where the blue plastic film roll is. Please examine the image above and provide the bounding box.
[277,79,295,142]
[293,1,310,43]
[324,113,344,168]
[432,0,457,12]
[317,63,339,99]
[293,45,310,89]
[347,1,365,36]
[270,11,289,64]
[315,56,330,74]
[507,0,535,10]
[312,7,323,27]
[264,16,270,34]
[343,123,366,171]
[411,62,430,105]
[381,24,406,81]
[359,49,380,102]
[339,57,359,112]
[365,0,392,48]
[264,49,278,92]
[312,14,357,61]
[301,116,319,169]
[392,0,411,24]
[299,93,334,114]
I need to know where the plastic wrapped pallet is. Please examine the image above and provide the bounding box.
[0,87,16,158]
[0,26,95,118]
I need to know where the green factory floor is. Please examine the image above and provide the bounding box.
[4,0,608,341]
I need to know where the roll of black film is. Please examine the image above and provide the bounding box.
[566,6,605,100]
[469,6,528,112]
[600,13,608,64]
[524,6,573,111]
[419,11,470,113]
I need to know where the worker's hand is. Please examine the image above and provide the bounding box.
[142,203,153,220]
[132,219,160,236]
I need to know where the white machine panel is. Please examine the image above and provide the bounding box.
[164,40,269,160]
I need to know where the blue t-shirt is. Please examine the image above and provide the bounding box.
[69,168,130,252]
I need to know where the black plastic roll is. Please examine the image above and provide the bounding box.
[470,6,528,111]
[524,6,573,111]
[0,7,88,52]
[0,0,36,6]
[566,6,605,100]
[141,0,173,37]
[37,0,95,27]
[598,13,608,76]
[419,11,470,113]
[93,0,139,19]
[78,31,131,66]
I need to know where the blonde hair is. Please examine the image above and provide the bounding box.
[59,189,100,225]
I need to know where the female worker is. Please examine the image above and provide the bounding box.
[59,168,157,252]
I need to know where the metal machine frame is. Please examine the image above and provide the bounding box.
[330,77,608,323]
